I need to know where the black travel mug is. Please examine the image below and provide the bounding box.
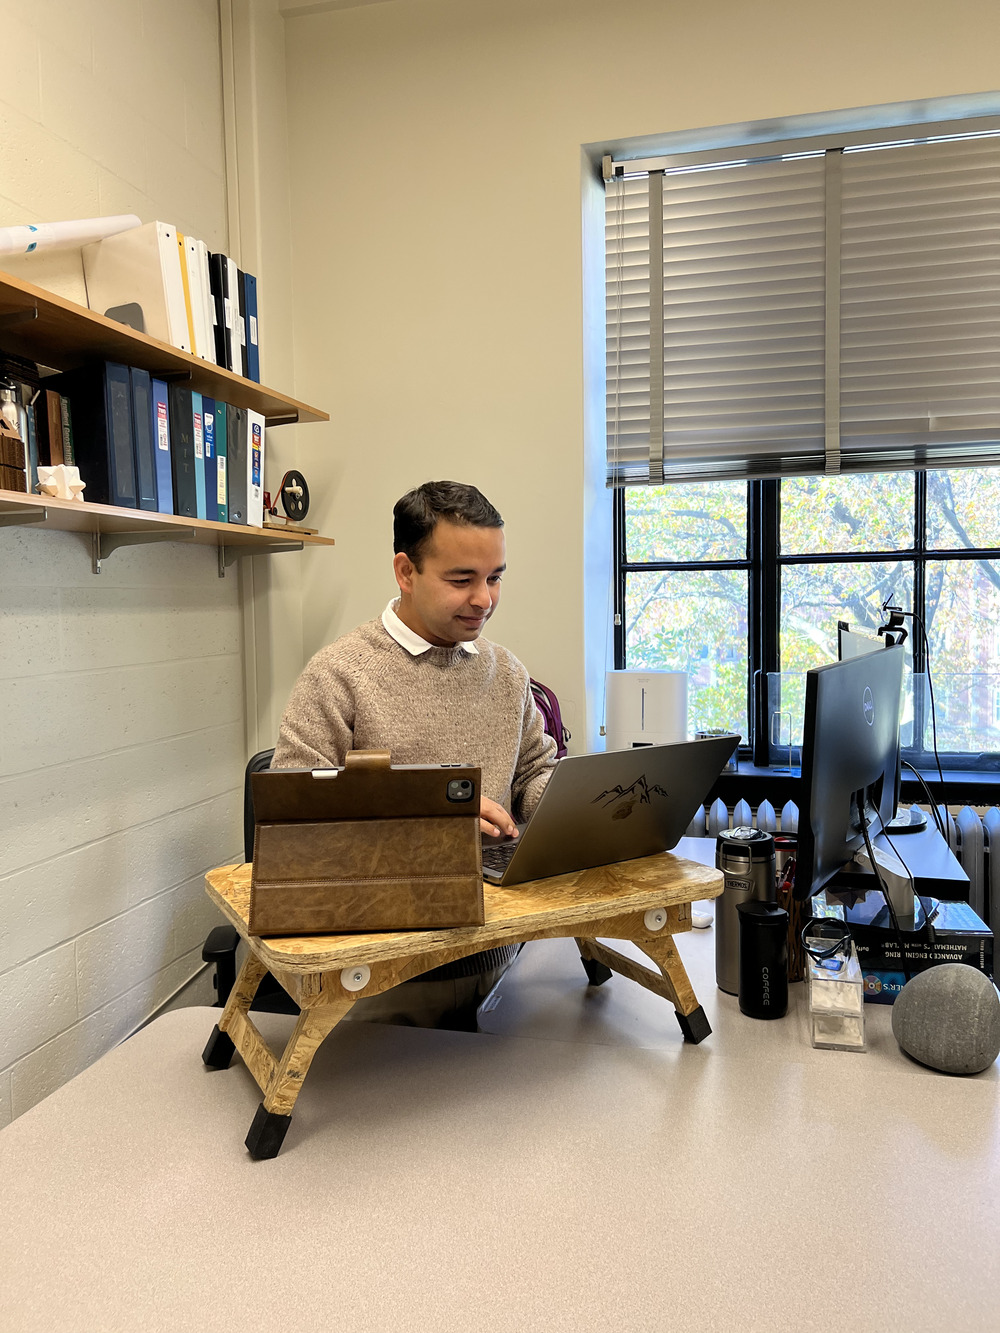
[736,900,789,1019]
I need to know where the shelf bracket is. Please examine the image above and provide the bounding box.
[0,306,39,330]
[92,526,195,574]
[0,504,48,527]
[218,541,304,577]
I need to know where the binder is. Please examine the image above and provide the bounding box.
[82,221,191,354]
[54,362,137,507]
[227,256,243,376]
[129,367,158,511]
[243,271,260,382]
[152,378,174,514]
[183,235,215,362]
[227,403,247,523]
[176,231,198,356]
[208,252,232,370]
[167,383,197,517]
[236,268,249,378]
[191,391,207,520]
[247,409,265,527]
[213,396,228,522]
[202,396,216,512]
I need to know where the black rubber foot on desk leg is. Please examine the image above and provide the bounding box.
[202,1024,235,1069]
[245,1104,293,1160]
[581,955,613,986]
[675,1005,712,1044]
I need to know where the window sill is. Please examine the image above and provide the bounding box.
[706,762,1000,811]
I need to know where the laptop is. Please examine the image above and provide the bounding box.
[481,734,739,886]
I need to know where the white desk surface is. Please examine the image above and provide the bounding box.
[2,854,999,1332]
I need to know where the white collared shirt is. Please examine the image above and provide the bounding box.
[381,599,479,656]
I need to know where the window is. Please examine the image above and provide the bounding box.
[606,113,1000,768]
[615,470,1000,766]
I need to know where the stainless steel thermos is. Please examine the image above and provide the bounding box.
[715,826,776,995]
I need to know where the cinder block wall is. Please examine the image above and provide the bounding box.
[0,0,243,1126]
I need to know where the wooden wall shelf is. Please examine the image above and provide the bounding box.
[0,268,328,425]
[0,489,334,576]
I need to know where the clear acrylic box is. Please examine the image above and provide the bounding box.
[805,935,866,1052]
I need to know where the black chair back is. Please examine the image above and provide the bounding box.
[243,748,275,862]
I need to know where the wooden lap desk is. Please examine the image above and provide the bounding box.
[203,851,722,1158]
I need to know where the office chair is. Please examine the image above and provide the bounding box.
[202,748,524,1025]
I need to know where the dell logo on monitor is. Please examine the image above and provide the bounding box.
[863,686,875,726]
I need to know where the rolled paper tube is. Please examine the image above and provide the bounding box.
[0,215,142,257]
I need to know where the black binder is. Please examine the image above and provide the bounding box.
[54,362,136,508]
[167,383,197,518]
[227,403,248,524]
[130,367,157,511]
[208,252,232,371]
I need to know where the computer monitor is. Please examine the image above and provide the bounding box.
[794,644,905,901]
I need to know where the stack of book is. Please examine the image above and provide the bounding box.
[51,362,266,526]
[82,221,260,381]
[0,356,265,528]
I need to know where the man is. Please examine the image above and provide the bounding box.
[272,480,558,835]
[272,481,558,1028]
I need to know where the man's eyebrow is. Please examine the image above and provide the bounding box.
[443,563,507,575]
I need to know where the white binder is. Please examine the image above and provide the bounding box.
[82,221,191,354]
[246,408,265,527]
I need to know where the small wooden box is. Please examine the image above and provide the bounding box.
[248,751,484,936]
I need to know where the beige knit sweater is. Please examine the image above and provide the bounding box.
[272,618,557,821]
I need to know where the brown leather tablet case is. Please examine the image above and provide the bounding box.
[248,750,485,935]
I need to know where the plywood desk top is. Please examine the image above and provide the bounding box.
[205,850,723,972]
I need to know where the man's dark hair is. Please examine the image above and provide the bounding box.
[393,481,504,567]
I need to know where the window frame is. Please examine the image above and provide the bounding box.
[613,475,1000,772]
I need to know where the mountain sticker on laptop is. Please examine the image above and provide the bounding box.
[592,775,670,819]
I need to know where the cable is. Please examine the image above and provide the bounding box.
[900,758,947,839]
[860,793,911,984]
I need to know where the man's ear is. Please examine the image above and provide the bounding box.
[393,551,415,594]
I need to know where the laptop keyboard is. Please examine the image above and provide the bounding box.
[481,840,519,874]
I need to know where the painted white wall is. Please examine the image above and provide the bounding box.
[0,0,243,1127]
[279,0,1000,756]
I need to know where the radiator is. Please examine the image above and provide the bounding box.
[686,799,1000,928]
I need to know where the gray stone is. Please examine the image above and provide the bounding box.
[891,964,1000,1075]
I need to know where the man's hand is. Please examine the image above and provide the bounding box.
[480,797,518,840]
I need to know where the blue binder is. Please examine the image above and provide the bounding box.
[243,273,259,382]
[202,396,216,514]
[130,367,157,511]
[192,390,207,519]
[152,379,173,514]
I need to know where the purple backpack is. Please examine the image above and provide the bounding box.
[530,678,570,759]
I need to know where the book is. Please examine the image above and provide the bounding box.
[45,389,63,465]
[53,363,137,507]
[186,236,216,364]
[247,409,265,527]
[237,268,249,378]
[59,395,75,464]
[151,379,174,514]
[129,367,158,511]
[167,382,197,518]
[213,396,228,522]
[192,390,207,520]
[227,256,242,377]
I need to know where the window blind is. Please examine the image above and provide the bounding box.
[605,124,1000,486]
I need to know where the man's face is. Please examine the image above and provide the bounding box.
[393,519,506,646]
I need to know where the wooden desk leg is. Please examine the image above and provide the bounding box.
[575,933,713,1045]
[245,1000,353,1160]
[636,935,712,1044]
[202,953,269,1070]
